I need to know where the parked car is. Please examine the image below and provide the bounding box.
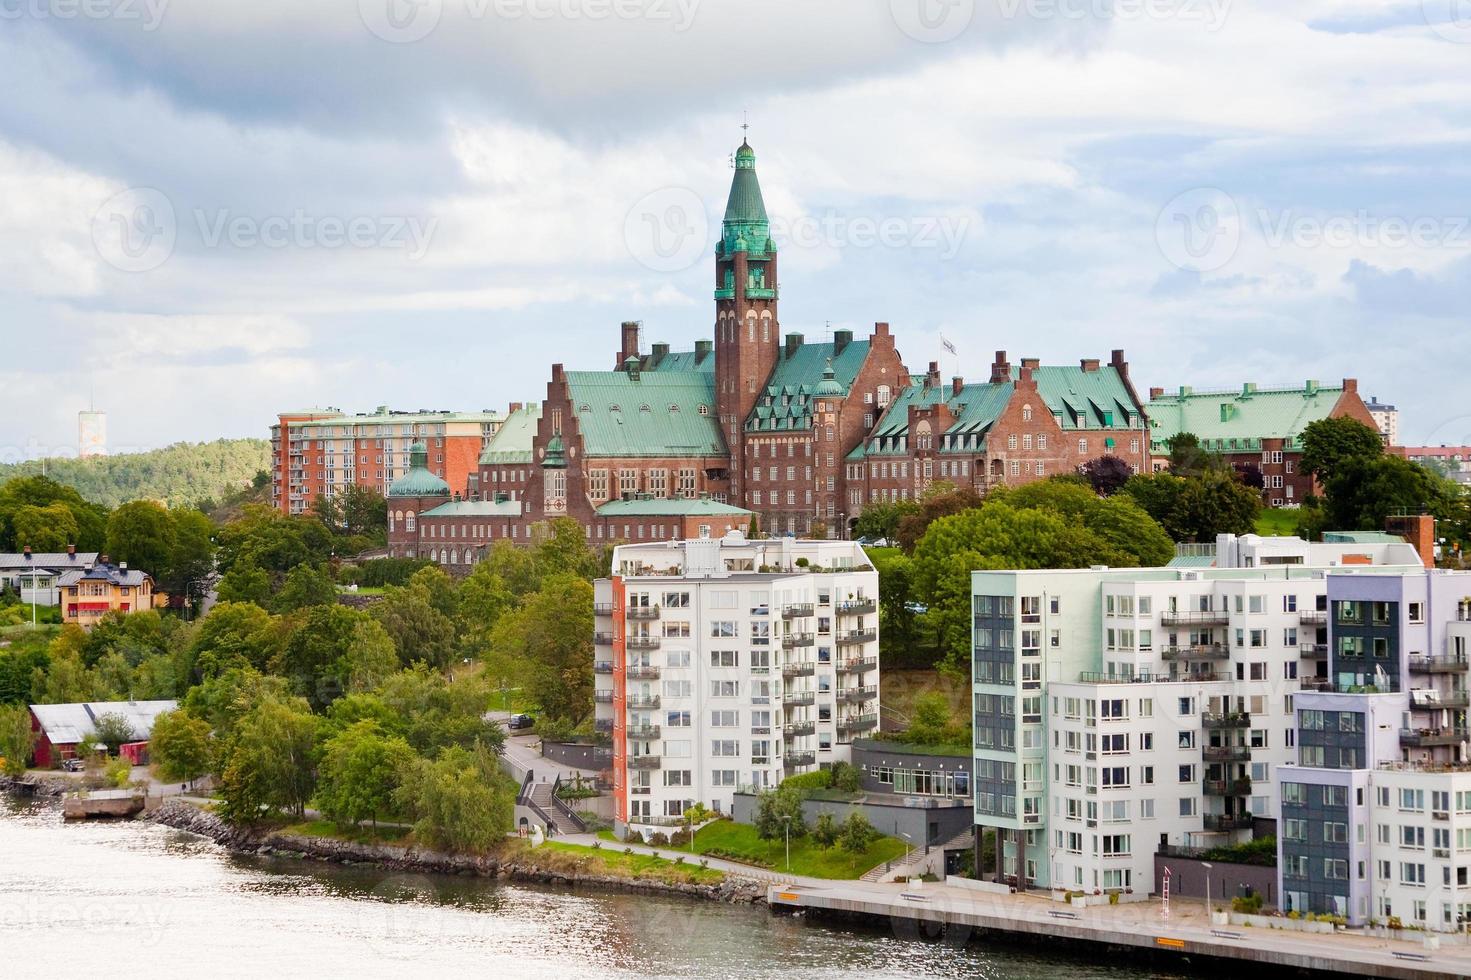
[507,713,535,731]
[61,758,84,772]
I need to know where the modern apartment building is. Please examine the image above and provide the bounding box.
[969,532,1425,897]
[1277,568,1471,929]
[270,407,502,514]
[1365,396,1399,446]
[594,533,879,840]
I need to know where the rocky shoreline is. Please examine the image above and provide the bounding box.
[0,773,71,798]
[150,800,764,905]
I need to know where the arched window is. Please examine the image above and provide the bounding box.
[405,511,416,532]
[877,385,891,407]
[1022,404,1033,422]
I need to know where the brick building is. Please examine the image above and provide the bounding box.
[1146,380,1378,506]
[271,407,502,515]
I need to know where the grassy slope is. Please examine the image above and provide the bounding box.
[691,819,907,879]
[879,668,969,729]
[1255,509,1301,536]
[532,840,724,885]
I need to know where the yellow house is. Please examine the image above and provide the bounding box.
[56,559,158,626]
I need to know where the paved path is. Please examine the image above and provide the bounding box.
[555,832,809,886]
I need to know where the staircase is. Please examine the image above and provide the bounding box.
[526,780,582,836]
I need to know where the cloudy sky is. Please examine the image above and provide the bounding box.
[3,0,1470,460]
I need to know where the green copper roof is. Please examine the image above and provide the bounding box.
[1323,530,1405,544]
[596,497,752,517]
[1018,366,1142,431]
[813,359,844,397]
[721,141,772,254]
[388,441,451,498]
[542,430,567,468]
[1147,382,1347,454]
[421,499,523,518]
[479,403,541,465]
[645,347,716,373]
[746,340,871,432]
[567,370,725,458]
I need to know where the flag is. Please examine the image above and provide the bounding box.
[940,335,957,356]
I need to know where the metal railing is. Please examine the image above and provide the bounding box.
[593,632,613,645]
[1202,712,1251,729]
[837,714,879,734]
[783,691,815,707]
[627,665,661,680]
[594,661,614,674]
[1202,814,1251,832]
[839,686,878,704]
[1202,745,1252,762]
[784,751,816,767]
[837,657,878,675]
[627,755,662,770]
[626,636,661,650]
[626,725,661,740]
[1299,610,1328,625]
[782,603,815,619]
[1411,690,1470,709]
[1400,728,1469,747]
[626,695,661,709]
[1161,644,1231,661]
[781,662,816,679]
[782,632,815,649]
[626,605,661,620]
[836,628,877,647]
[1161,610,1230,626]
[1410,655,1471,674]
[1203,778,1252,796]
[785,720,816,736]
[836,598,877,615]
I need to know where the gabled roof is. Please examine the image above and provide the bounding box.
[1022,366,1141,431]
[421,500,524,518]
[56,562,151,588]
[567,370,726,458]
[479,404,542,465]
[746,340,872,433]
[29,700,178,746]
[596,497,753,517]
[0,552,97,571]
[1147,382,1348,453]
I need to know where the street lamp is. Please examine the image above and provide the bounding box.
[900,831,913,877]
[1202,861,1214,917]
[782,815,792,872]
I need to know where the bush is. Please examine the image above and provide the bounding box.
[812,812,838,848]
[355,558,432,588]
[829,761,861,794]
[647,831,669,847]
[104,756,132,788]
[838,810,877,854]
[668,829,691,847]
[780,769,833,793]
[1231,894,1264,914]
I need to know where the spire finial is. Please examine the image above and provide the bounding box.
[741,110,749,143]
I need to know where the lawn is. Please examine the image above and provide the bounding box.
[282,819,414,845]
[531,840,724,885]
[337,586,388,596]
[1255,509,1301,537]
[691,818,907,879]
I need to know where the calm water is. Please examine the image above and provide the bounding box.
[0,798,1173,979]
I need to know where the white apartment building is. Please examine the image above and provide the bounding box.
[594,532,879,840]
[971,534,1424,896]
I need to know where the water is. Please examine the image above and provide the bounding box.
[0,798,1172,979]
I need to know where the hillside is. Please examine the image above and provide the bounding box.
[0,439,270,509]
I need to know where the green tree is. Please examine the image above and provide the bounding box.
[163,508,217,602]
[489,574,593,725]
[1122,471,1259,543]
[753,786,806,841]
[1300,416,1383,482]
[89,712,138,755]
[812,811,839,848]
[0,703,37,774]
[1323,456,1451,532]
[1166,432,1227,478]
[31,637,102,705]
[10,503,79,552]
[838,810,878,854]
[372,584,457,671]
[852,499,920,543]
[895,485,985,553]
[277,605,377,711]
[0,475,108,552]
[216,563,273,606]
[312,485,388,539]
[105,500,177,580]
[396,747,514,852]
[868,547,927,668]
[181,668,291,743]
[315,720,415,828]
[343,620,400,693]
[273,563,340,614]
[456,559,518,658]
[408,565,459,620]
[902,692,960,746]
[217,696,317,824]
[188,602,281,680]
[531,516,603,580]
[150,709,214,784]
[375,666,503,756]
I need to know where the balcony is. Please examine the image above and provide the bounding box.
[781,662,816,680]
[785,720,816,736]
[1203,778,1252,797]
[836,598,877,616]
[626,636,662,651]
[836,628,878,647]
[594,661,614,674]
[1410,655,1471,675]
[1203,814,1252,833]
[1202,712,1251,730]
[782,603,815,619]
[626,605,661,620]
[1161,644,1230,661]
[594,719,613,734]
[1161,610,1230,627]
[593,603,614,617]
[627,665,661,681]
[837,714,879,735]
[594,690,614,704]
[627,755,662,770]
[782,632,816,649]
[784,751,816,768]
[593,631,614,646]
[783,691,815,707]
[1300,643,1329,657]
[1299,610,1328,626]
[839,686,878,705]
[626,695,661,710]
[1411,690,1470,709]
[1203,744,1252,763]
[626,724,661,740]
[837,657,878,676]
[1400,728,1469,748]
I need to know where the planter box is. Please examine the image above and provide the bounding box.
[948,877,1014,896]
[1229,912,1334,934]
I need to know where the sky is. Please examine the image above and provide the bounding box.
[2,0,1470,460]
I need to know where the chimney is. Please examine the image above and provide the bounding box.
[1342,378,1358,395]
[834,329,853,355]
[1110,349,1128,370]
[1304,380,1319,395]
[1149,387,1165,400]
[619,321,641,366]
[1386,514,1436,569]
[119,562,127,571]
[785,333,804,358]
[1242,383,1257,396]
[990,350,1011,384]
[22,547,30,560]
[952,376,964,396]
[67,544,76,558]
[651,342,670,366]
[926,361,941,387]
[1080,358,1101,373]
[694,339,713,363]
[1020,357,1040,371]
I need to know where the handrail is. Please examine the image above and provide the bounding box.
[549,774,588,834]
